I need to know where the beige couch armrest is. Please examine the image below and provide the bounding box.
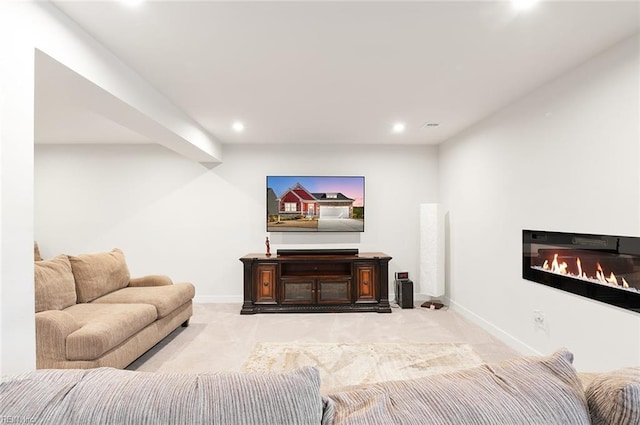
[129,275,173,287]
[35,310,80,368]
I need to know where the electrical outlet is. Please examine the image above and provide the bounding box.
[533,310,545,331]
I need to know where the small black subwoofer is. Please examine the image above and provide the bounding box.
[394,276,414,309]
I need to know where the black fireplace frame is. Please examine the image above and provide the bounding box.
[523,230,640,313]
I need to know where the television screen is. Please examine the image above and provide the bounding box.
[267,176,364,232]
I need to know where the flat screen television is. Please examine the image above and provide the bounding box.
[267,176,364,232]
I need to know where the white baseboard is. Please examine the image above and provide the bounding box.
[193,295,243,304]
[448,298,541,356]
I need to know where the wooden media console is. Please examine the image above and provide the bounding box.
[240,249,392,314]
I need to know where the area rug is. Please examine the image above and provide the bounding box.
[241,342,484,391]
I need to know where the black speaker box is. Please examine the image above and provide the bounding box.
[395,278,414,309]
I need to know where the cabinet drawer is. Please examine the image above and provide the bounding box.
[281,262,351,276]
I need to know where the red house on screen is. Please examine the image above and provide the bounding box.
[277,183,355,218]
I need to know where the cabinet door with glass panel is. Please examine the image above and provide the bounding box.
[281,277,351,304]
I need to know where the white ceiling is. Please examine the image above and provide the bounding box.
[40,1,640,146]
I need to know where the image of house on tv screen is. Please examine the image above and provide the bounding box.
[267,176,364,232]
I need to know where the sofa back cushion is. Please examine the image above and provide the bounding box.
[0,366,326,425]
[34,255,77,312]
[324,349,591,425]
[69,249,130,303]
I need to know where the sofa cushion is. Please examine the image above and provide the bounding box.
[1,369,87,422]
[585,367,640,425]
[34,255,77,313]
[324,349,590,425]
[129,274,173,287]
[200,366,325,424]
[64,303,157,361]
[0,367,325,425]
[92,283,195,318]
[69,249,130,303]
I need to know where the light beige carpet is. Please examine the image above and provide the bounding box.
[241,342,484,391]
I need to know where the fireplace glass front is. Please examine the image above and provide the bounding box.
[523,230,640,313]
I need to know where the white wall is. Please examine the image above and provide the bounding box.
[0,1,222,375]
[8,0,640,376]
[439,34,640,372]
[1,3,38,376]
[35,143,439,302]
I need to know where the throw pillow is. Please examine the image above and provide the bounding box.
[34,241,42,261]
[34,255,76,312]
[68,248,130,303]
[585,367,640,425]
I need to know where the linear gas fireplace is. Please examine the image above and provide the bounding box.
[523,230,640,313]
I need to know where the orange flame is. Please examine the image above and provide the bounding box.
[539,255,633,290]
[576,257,582,278]
[550,254,568,274]
[596,263,605,282]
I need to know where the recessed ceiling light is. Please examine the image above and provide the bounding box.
[392,122,406,133]
[121,0,144,6]
[232,121,245,132]
[513,0,538,11]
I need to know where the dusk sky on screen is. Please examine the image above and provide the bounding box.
[267,176,364,207]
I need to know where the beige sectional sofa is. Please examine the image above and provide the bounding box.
[1,350,638,425]
[34,248,195,369]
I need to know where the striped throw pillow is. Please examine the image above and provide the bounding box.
[585,367,640,425]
